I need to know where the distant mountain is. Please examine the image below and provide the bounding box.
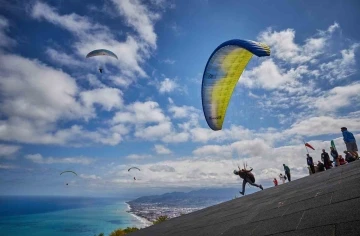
[127,188,244,208]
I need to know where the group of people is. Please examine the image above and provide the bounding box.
[233,127,358,194]
[273,164,291,186]
[307,127,358,174]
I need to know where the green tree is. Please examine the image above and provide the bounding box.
[109,227,139,236]
[152,215,169,225]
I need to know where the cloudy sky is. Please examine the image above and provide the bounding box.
[0,0,359,197]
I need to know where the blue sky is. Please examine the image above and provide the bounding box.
[0,0,359,197]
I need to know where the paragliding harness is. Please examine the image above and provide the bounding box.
[238,165,255,185]
[246,172,255,183]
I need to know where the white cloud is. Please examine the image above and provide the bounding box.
[168,104,198,119]
[0,15,16,47]
[0,54,89,123]
[259,28,301,63]
[319,44,359,81]
[111,101,187,142]
[0,164,17,169]
[190,125,252,143]
[193,145,232,158]
[242,59,308,90]
[126,154,152,160]
[25,154,94,165]
[135,121,172,139]
[109,76,133,88]
[162,132,189,143]
[159,78,178,93]
[322,22,340,34]
[244,22,359,122]
[313,82,360,112]
[258,23,337,64]
[112,101,167,124]
[0,144,21,157]
[231,139,272,158]
[80,174,101,180]
[0,53,127,146]
[154,144,172,154]
[285,116,360,137]
[161,58,175,64]
[0,119,127,146]
[149,164,175,172]
[45,48,86,68]
[80,88,123,111]
[85,74,106,88]
[110,0,159,47]
[192,139,272,159]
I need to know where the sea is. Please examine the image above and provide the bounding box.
[0,196,151,236]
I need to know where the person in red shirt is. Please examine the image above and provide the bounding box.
[338,155,347,165]
[273,178,278,186]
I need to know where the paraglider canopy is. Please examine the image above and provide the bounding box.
[60,171,78,176]
[86,49,118,59]
[128,167,140,172]
[201,39,270,131]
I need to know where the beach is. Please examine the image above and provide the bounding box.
[125,202,152,228]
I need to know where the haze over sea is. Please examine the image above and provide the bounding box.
[0,196,149,236]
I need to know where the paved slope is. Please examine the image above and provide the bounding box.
[129,161,360,236]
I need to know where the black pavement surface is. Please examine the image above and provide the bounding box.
[129,160,360,236]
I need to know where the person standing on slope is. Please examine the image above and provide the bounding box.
[341,127,358,159]
[273,178,278,186]
[330,146,339,167]
[279,173,286,184]
[234,167,263,195]
[283,164,291,182]
[321,149,332,170]
[307,154,315,174]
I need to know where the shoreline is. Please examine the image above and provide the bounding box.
[125,202,152,228]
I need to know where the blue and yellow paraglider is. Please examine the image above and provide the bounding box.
[201,39,270,131]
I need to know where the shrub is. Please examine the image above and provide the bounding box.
[109,227,139,236]
[153,215,169,225]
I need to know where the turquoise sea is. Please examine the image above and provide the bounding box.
[0,196,149,236]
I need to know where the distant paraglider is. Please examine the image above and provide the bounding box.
[201,39,270,131]
[60,171,78,186]
[86,49,118,73]
[128,167,140,181]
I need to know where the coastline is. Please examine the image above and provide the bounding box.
[125,202,152,228]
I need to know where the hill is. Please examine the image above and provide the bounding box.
[129,160,360,236]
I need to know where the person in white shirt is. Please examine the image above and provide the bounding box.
[279,173,286,184]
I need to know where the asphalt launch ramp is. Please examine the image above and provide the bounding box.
[129,161,360,236]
